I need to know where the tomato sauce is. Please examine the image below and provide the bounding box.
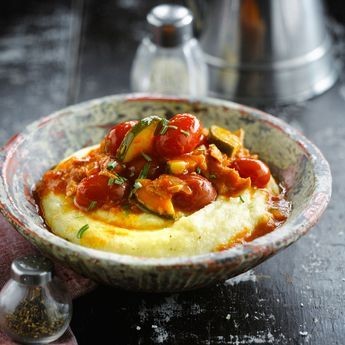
[215,193,290,251]
[36,113,290,240]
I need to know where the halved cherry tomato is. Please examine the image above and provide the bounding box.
[103,120,138,157]
[154,114,203,159]
[173,174,217,212]
[74,174,127,210]
[230,158,271,188]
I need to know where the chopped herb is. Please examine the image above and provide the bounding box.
[108,174,127,185]
[196,167,201,174]
[77,224,89,239]
[239,195,245,203]
[160,127,168,135]
[158,119,179,135]
[138,162,150,179]
[209,174,217,179]
[87,200,97,211]
[159,118,169,135]
[108,177,116,185]
[107,160,118,170]
[116,176,127,184]
[133,181,143,190]
[180,129,190,136]
[129,180,143,198]
[141,152,152,162]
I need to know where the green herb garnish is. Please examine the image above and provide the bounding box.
[141,152,152,162]
[129,180,143,198]
[77,224,89,239]
[239,195,245,203]
[138,162,151,179]
[159,118,169,135]
[107,160,118,170]
[196,167,201,174]
[87,200,97,211]
[180,129,190,136]
[158,119,178,135]
[209,174,217,179]
[134,181,142,189]
[108,177,116,185]
[108,174,127,185]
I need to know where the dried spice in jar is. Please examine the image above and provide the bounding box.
[0,256,72,344]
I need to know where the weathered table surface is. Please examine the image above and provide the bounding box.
[0,1,344,344]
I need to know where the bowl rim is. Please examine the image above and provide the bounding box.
[0,93,332,268]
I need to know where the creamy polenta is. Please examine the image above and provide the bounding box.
[36,114,290,258]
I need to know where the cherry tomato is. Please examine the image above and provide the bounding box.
[74,174,127,210]
[230,158,271,188]
[154,113,203,159]
[108,179,128,202]
[103,120,138,157]
[173,174,217,212]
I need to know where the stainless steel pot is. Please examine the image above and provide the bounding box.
[189,0,338,105]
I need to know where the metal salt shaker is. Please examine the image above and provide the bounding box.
[0,256,72,344]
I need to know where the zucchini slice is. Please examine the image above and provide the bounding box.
[136,187,175,218]
[116,116,162,163]
[209,125,242,157]
[134,175,191,219]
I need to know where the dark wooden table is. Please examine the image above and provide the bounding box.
[1,1,344,344]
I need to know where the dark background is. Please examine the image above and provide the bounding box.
[0,1,345,344]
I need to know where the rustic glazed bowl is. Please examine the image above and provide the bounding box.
[0,94,331,292]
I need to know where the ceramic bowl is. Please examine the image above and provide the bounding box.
[0,94,331,292]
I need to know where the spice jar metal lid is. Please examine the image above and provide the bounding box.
[11,255,53,285]
[147,4,194,47]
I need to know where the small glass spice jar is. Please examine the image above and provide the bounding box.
[131,4,208,97]
[0,256,72,344]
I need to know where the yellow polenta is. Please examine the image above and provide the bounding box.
[40,183,277,258]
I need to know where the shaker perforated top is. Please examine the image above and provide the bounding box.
[11,256,53,285]
[147,4,194,47]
